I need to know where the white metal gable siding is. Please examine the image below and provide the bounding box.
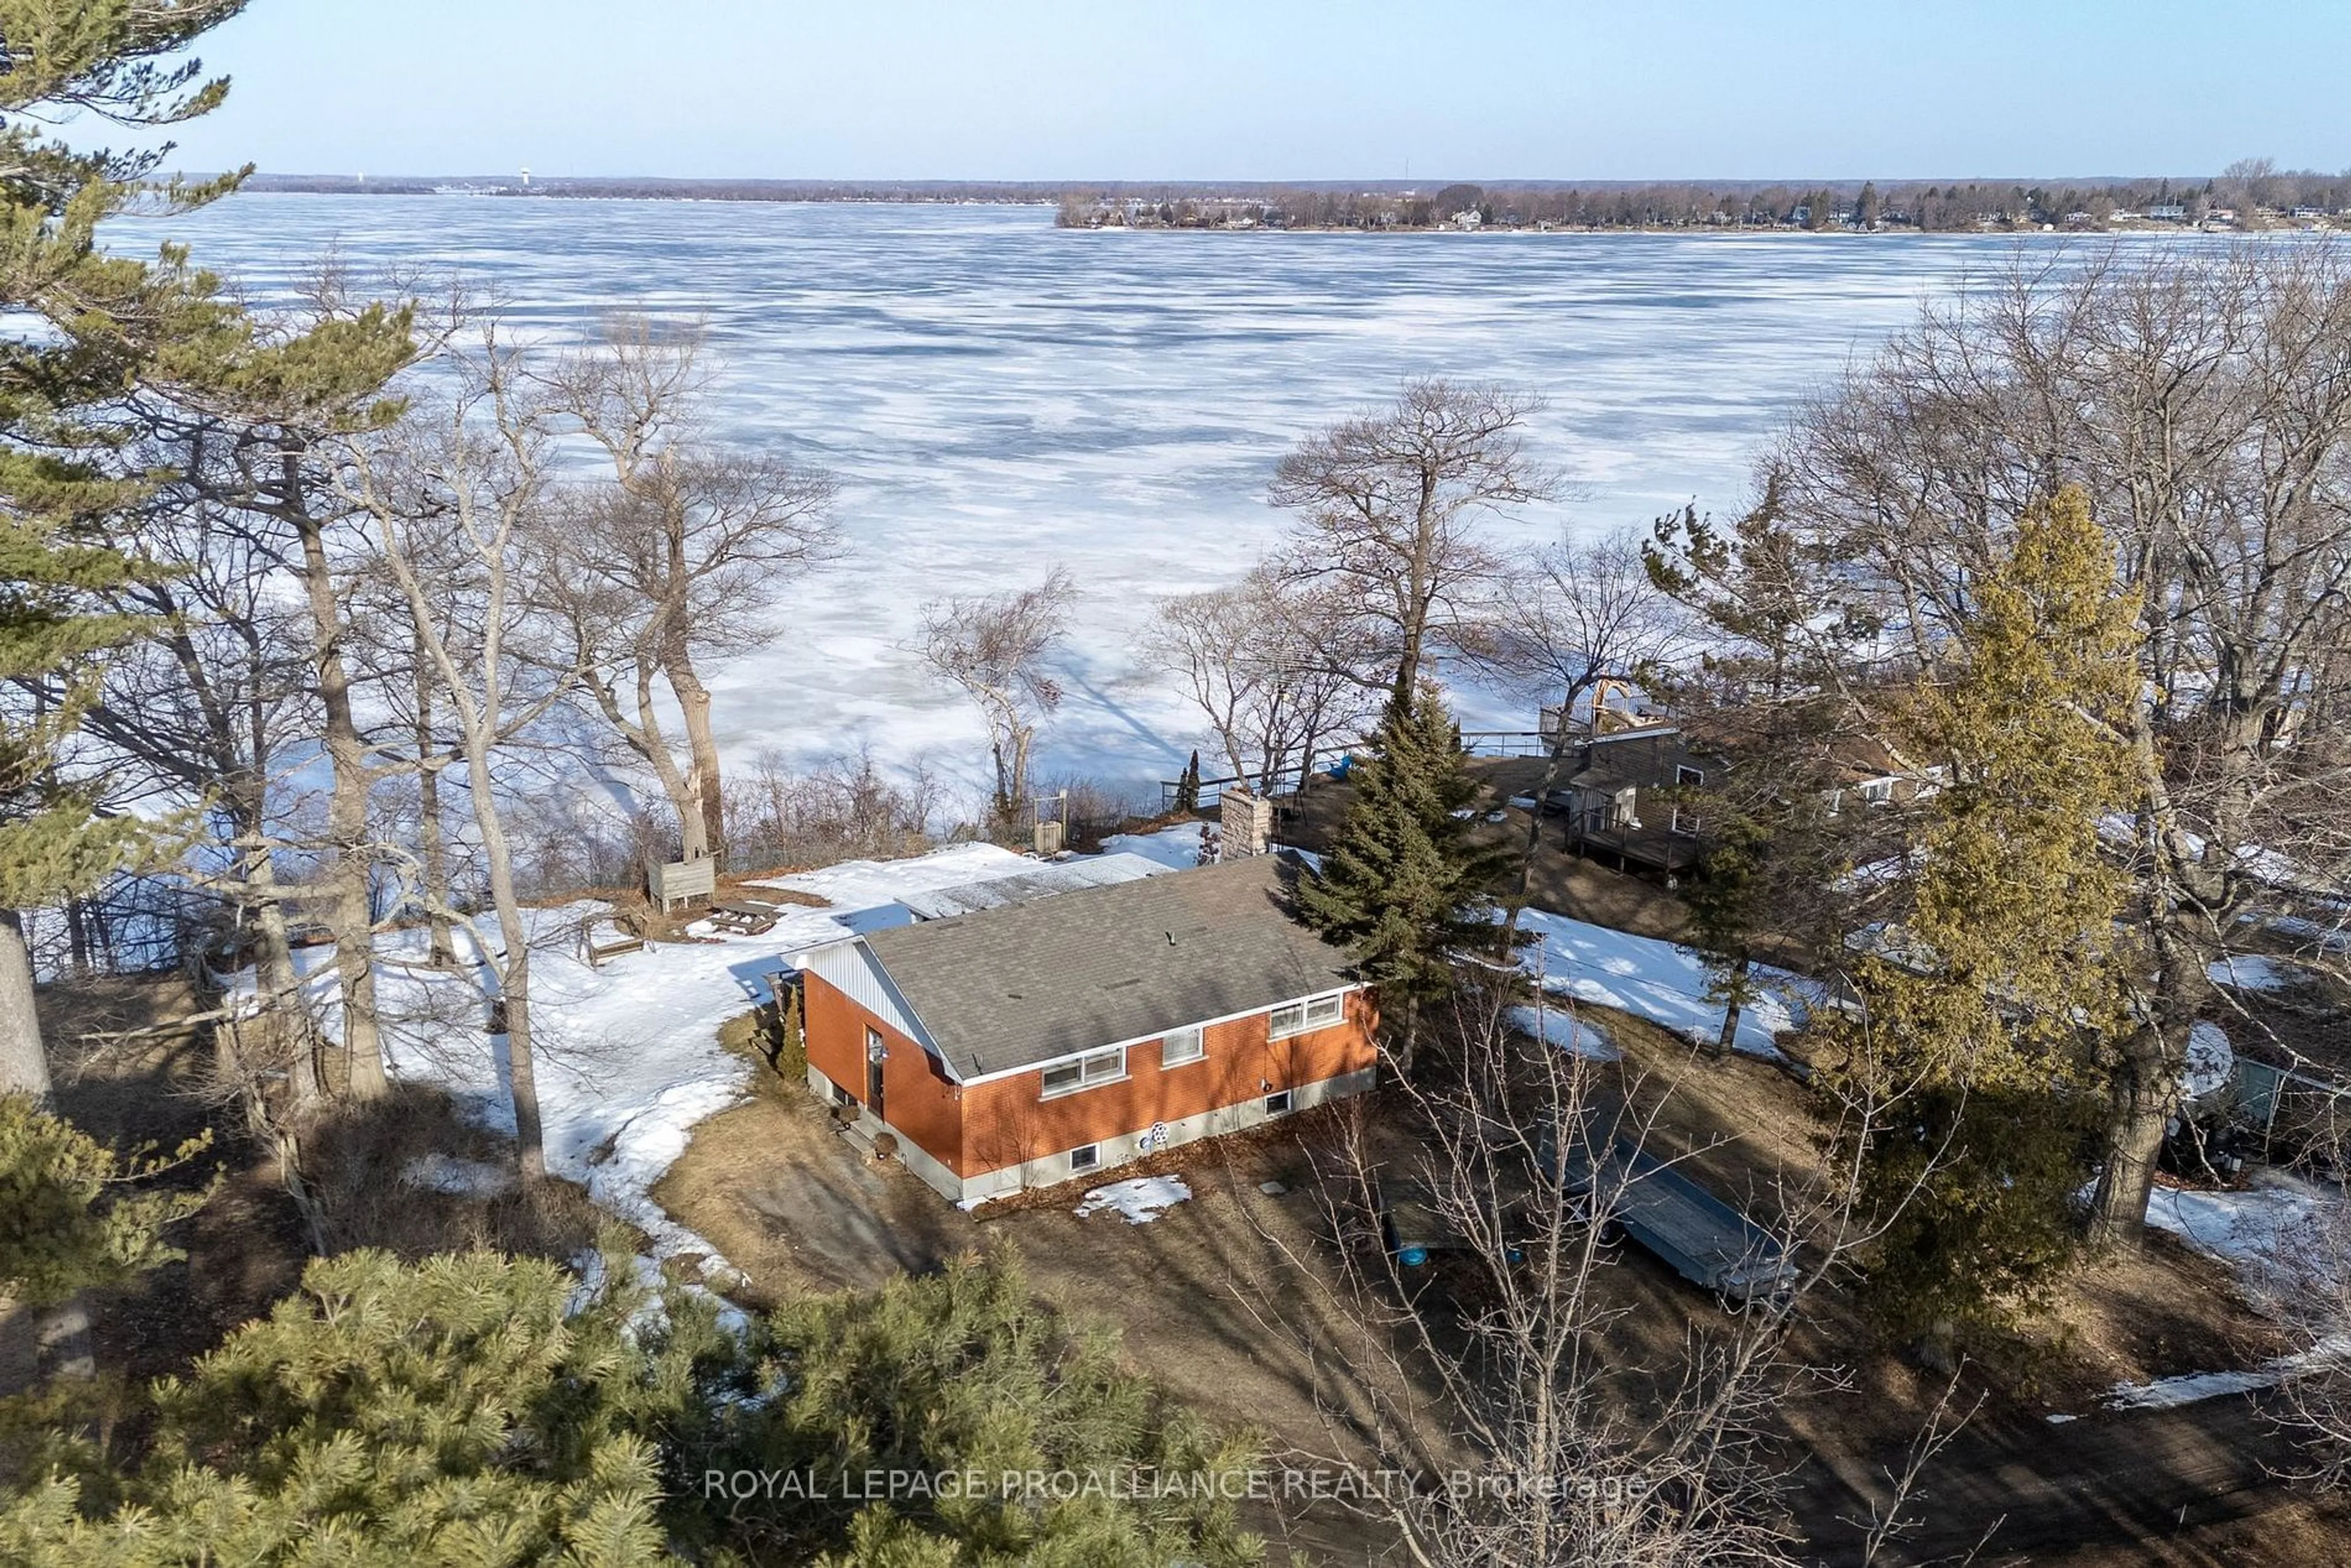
[793,939,948,1070]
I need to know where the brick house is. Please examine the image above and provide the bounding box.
[792,853,1378,1204]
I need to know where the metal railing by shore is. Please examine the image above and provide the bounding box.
[1157,733,1554,812]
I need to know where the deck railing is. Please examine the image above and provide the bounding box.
[1157,732,1560,811]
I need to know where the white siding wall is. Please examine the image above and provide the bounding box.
[795,940,937,1054]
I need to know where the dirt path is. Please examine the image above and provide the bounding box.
[1791,1392,2351,1566]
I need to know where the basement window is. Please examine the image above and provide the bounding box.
[1070,1143,1101,1174]
[1041,1046,1128,1099]
[1269,993,1346,1039]
[1161,1026,1206,1067]
[1264,1090,1294,1116]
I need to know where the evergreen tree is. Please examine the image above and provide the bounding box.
[0,2,253,1095]
[0,1248,685,1565]
[1824,487,2143,1351]
[0,1244,1261,1567]
[0,1096,209,1307]
[1297,688,1507,1060]
[1174,749,1201,814]
[695,1247,1261,1567]
[1680,812,1769,1059]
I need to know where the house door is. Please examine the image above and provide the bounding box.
[864,1027,887,1121]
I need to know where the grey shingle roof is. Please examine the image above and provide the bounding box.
[861,853,1360,1080]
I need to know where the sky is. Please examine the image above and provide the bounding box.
[149,1,2350,183]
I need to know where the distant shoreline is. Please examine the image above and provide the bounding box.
[229,174,2342,238]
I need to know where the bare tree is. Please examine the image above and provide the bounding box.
[134,264,426,1105]
[1270,379,1558,710]
[919,568,1077,831]
[70,432,330,1109]
[1144,565,1379,790]
[1479,524,1697,895]
[332,323,579,1178]
[1239,972,1920,1566]
[1747,242,2351,1240]
[541,316,841,865]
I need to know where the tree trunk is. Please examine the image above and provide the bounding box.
[290,462,386,1100]
[418,759,456,967]
[459,729,546,1179]
[1712,959,1749,1060]
[0,912,50,1099]
[2090,929,2205,1244]
[414,626,457,968]
[244,850,322,1111]
[2090,1021,2175,1244]
[635,663,707,861]
[662,651,725,867]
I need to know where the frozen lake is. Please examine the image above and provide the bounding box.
[111,196,2064,808]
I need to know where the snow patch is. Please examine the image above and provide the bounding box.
[2143,1172,2331,1270]
[1513,909,1807,1059]
[2099,1335,2351,1412]
[1507,1003,1619,1061]
[1074,1175,1193,1225]
[1100,822,1209,870]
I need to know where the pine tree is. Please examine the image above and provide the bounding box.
[0,1095,209,1307]
[0,1248,685,1565]
[1298,688,1508,1062]
[0,1243,1262,1566]
[1174,748,1201,814]
[693,1247,1261,1567]
[1681,811,1770,1059]
[1824,487,2144,1351]
[0,2,253,1096]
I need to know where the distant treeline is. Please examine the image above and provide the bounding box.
[1057,164,2351,233]
[242,163,2351,233]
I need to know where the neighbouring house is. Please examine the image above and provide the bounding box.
[792,854,1378,1204]
[1546,726,1714,877]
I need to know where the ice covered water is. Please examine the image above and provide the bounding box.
[107,196,2079,801]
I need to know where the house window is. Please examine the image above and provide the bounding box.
[1070,1143,1101,1174]
[1670,804,1702,836]
[1861,778,1895,805]
[1264,1090,1294,1116]
[1161,1026,1205,1067]
[864,1026,885,1060]
[1676,765,1705,787]
[1269,993,1346,1039]
[1041,1046,1128,1098]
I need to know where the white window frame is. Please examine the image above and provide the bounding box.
[1160,1026,1206,1067]
[1676,764,1706,787]
[1070,1142,1101,1173]
[1040,1046,1128,1100]
[1264,1089,1294,1116]
[1269,992,1346,1040]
